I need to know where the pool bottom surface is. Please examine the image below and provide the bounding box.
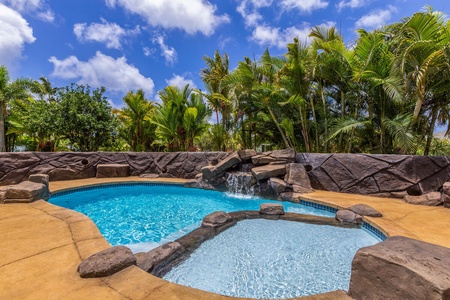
[163,219,380,299]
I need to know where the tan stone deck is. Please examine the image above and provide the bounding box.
[1,177,450,299]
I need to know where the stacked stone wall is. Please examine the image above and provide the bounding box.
[1,152,449,198]
[0,152,230,185]
[297,153,450,198]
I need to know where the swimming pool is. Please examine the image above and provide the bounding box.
[50,183,335,251]
[164,219,380,298]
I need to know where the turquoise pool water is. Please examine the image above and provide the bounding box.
[164,219,380,299]
[50,184,334,251]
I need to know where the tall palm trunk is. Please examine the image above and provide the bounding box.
[267,106,291,149]
[308,94,319,152]
[424,109,438,156]
[0,101,5,152]
[319,82,328,152]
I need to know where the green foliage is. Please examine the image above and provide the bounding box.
[152,85,211,151]
[54,84,117,151]
[115,89,156,151]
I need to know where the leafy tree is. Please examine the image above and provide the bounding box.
[8,97,58,151]
[0,66,33,151]
[55,84,117,151]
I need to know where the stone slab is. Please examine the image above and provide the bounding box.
[251,164,287,181]
[96,164,130,178]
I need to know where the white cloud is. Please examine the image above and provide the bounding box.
[0,4,35,69]
[105,0,229,36]
[49,51,154,96]
[143,46,155,57]
[337,0,365,10]
[280,0,328,13]
[252,22,335,49]
[0,0,54,22]
[152,34,177,65]
[355,6,397,29]
[237,0,271,27]
[165,74,196,90]
[74,18,140,49]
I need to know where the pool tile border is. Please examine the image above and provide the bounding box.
[50,181,183,198]
[300,199,387,241]
[300,200,338,213]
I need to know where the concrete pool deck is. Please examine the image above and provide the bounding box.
[1,177,450,299]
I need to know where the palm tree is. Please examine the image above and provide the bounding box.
[397,7,450,120]
[183,93,212,150]
[395,6,450,154]
[32,77,57,102]
[200,50,230,126]
[0,66,33,152]
[153,85,211,151]
[278,38,314,152]
[116,89,156,151]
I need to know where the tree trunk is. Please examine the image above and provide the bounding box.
[424,109,438,156]
[267,106,291,149]
[0,101,6,152]
[320,82,328,152]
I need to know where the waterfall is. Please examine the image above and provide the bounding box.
[226,172,256,196]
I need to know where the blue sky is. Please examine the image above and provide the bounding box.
[0,0,448,108]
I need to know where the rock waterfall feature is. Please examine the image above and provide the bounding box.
[186,148,314,201]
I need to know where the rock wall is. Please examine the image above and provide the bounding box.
[297,153,450,198]
[1,152,450,199]
[0,152,230,185]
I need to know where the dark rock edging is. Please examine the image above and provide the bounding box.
[347,204,383,218]
[135,208,359,278]
[77,246,136,278]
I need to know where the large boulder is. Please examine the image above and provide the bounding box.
[404,192,443,206]
[278,192,303,203]
[442,182,450,208]
[237,149,257,161]
[77,246,136,278]
[269,177,292,194]
[251,164,287,181]
[4,181,49,203]
[201,153,242,184]
[202,211,233,228]
[349,236,450,300]
[336,209,363,225]
[284,163,313,193]
[347,204,382,217]
[210,152,242,174]
[136,242,183,273]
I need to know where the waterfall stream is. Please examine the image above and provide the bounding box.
[225,172,256,196]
